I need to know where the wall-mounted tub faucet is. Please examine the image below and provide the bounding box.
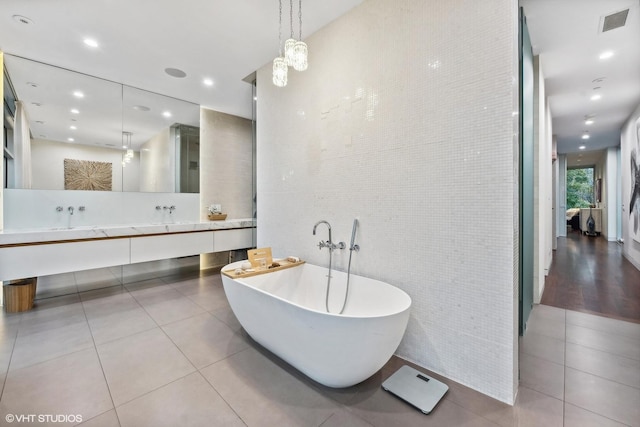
[68,206,74,215]
[312,220,345,251]
[169,205,176,214]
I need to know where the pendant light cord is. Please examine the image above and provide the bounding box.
[298,0,303,39]
[278,0,283,55]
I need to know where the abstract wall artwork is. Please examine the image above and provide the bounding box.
[631,118,640,244]
[64,159,112,191]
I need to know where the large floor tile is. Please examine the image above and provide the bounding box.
[566,342,640,389]
[566,323,640,360]
[78,410,121,427]
[97,328,195,406]
[0,330,17,376]
[519,331,565,364]
[564,403,628,427]
[117,372,244,427]
[492,386,563,427]
[10,321,94,371]
[139,297,206,326]
[565,367,640,427]
[201,347,341,427]
[162,313,248,369]
[82,292,141,319]
[525,315,565,340]
[519,353,564,400]
[185,288,231,311]
[319,408,374,427]
[168,276,221,296]
[566,310,640,340]
[88,307,158,345]
[0,348,113,425]
[18,295,85,336]
[348,389,500,427]
[530,304,566,323]
[211,305,243,332]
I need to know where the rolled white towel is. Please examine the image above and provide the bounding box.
[287,256,300,263]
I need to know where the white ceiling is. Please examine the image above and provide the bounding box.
[0,0,364,120]
[1,0,638,163]
[520,0,640,167]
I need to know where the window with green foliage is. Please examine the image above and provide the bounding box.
[567,167,594,208]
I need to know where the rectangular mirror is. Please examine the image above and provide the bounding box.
[3,54,200,192]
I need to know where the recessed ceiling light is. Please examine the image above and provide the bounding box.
[73,91,85,98]
[70,125,77,130]
[31,102,41,107]
[590,94,601,101]
[83,38,99,48]
[26,82,38,88]
[133,105,150,112]
[70,109,80,114]
[203,78,214,86]
[68,137,75,142]
[12,15,33,25]
[592,77,606,83]
[585,119,594,125]
[164,68,187,78]
[162,111,172,118]
[579,145,586,150]
[599,50,614,60]
[35,120,45,124]
[581,134,590,140]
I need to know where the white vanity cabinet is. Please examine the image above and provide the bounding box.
[130,231,214,264]
[213,228,254,252]
[0,239,130,281]
[0,221,256,282]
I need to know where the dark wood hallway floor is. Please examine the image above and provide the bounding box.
[541,231,640,323]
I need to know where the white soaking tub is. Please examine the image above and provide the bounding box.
[221,261,411,388]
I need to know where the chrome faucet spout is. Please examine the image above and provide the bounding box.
[68,206,74,215]
[313,220,333,249]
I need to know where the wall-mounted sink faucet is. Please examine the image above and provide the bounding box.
[68,206,74,215]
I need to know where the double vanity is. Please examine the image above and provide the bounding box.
[0,219,255,282]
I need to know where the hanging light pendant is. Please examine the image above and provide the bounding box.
[284,0,296,66]
[292,0,308,71]
[273,57,288,87]
[273,0,288,86]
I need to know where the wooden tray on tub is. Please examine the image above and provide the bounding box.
[221,258,305,279]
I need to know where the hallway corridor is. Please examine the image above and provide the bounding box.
[541,233,640,323]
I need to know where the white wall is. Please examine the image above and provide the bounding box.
[3,189,198,230]
[556,154,567,237]
[257,0,519,404]
[621,103,640,269]
[139,127,173,192]
[199,107,253,268]
[532,55,553,303]
[31,138,139,192]
[199,108,253,220]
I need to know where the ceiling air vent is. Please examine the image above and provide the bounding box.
[602,9,629,32]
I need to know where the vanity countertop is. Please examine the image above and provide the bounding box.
[0,218,256,246]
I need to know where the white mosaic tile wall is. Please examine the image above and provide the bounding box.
[256,0,519,404]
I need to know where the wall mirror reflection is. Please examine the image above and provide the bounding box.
[3,54,200,193]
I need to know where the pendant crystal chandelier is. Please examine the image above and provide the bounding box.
[273,0,308,87]
[272,0,288,87]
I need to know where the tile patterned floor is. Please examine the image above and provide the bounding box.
[0,266,638,426]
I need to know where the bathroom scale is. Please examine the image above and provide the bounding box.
[381,365,448,415]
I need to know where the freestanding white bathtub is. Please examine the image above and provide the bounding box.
[221,260,412,388]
